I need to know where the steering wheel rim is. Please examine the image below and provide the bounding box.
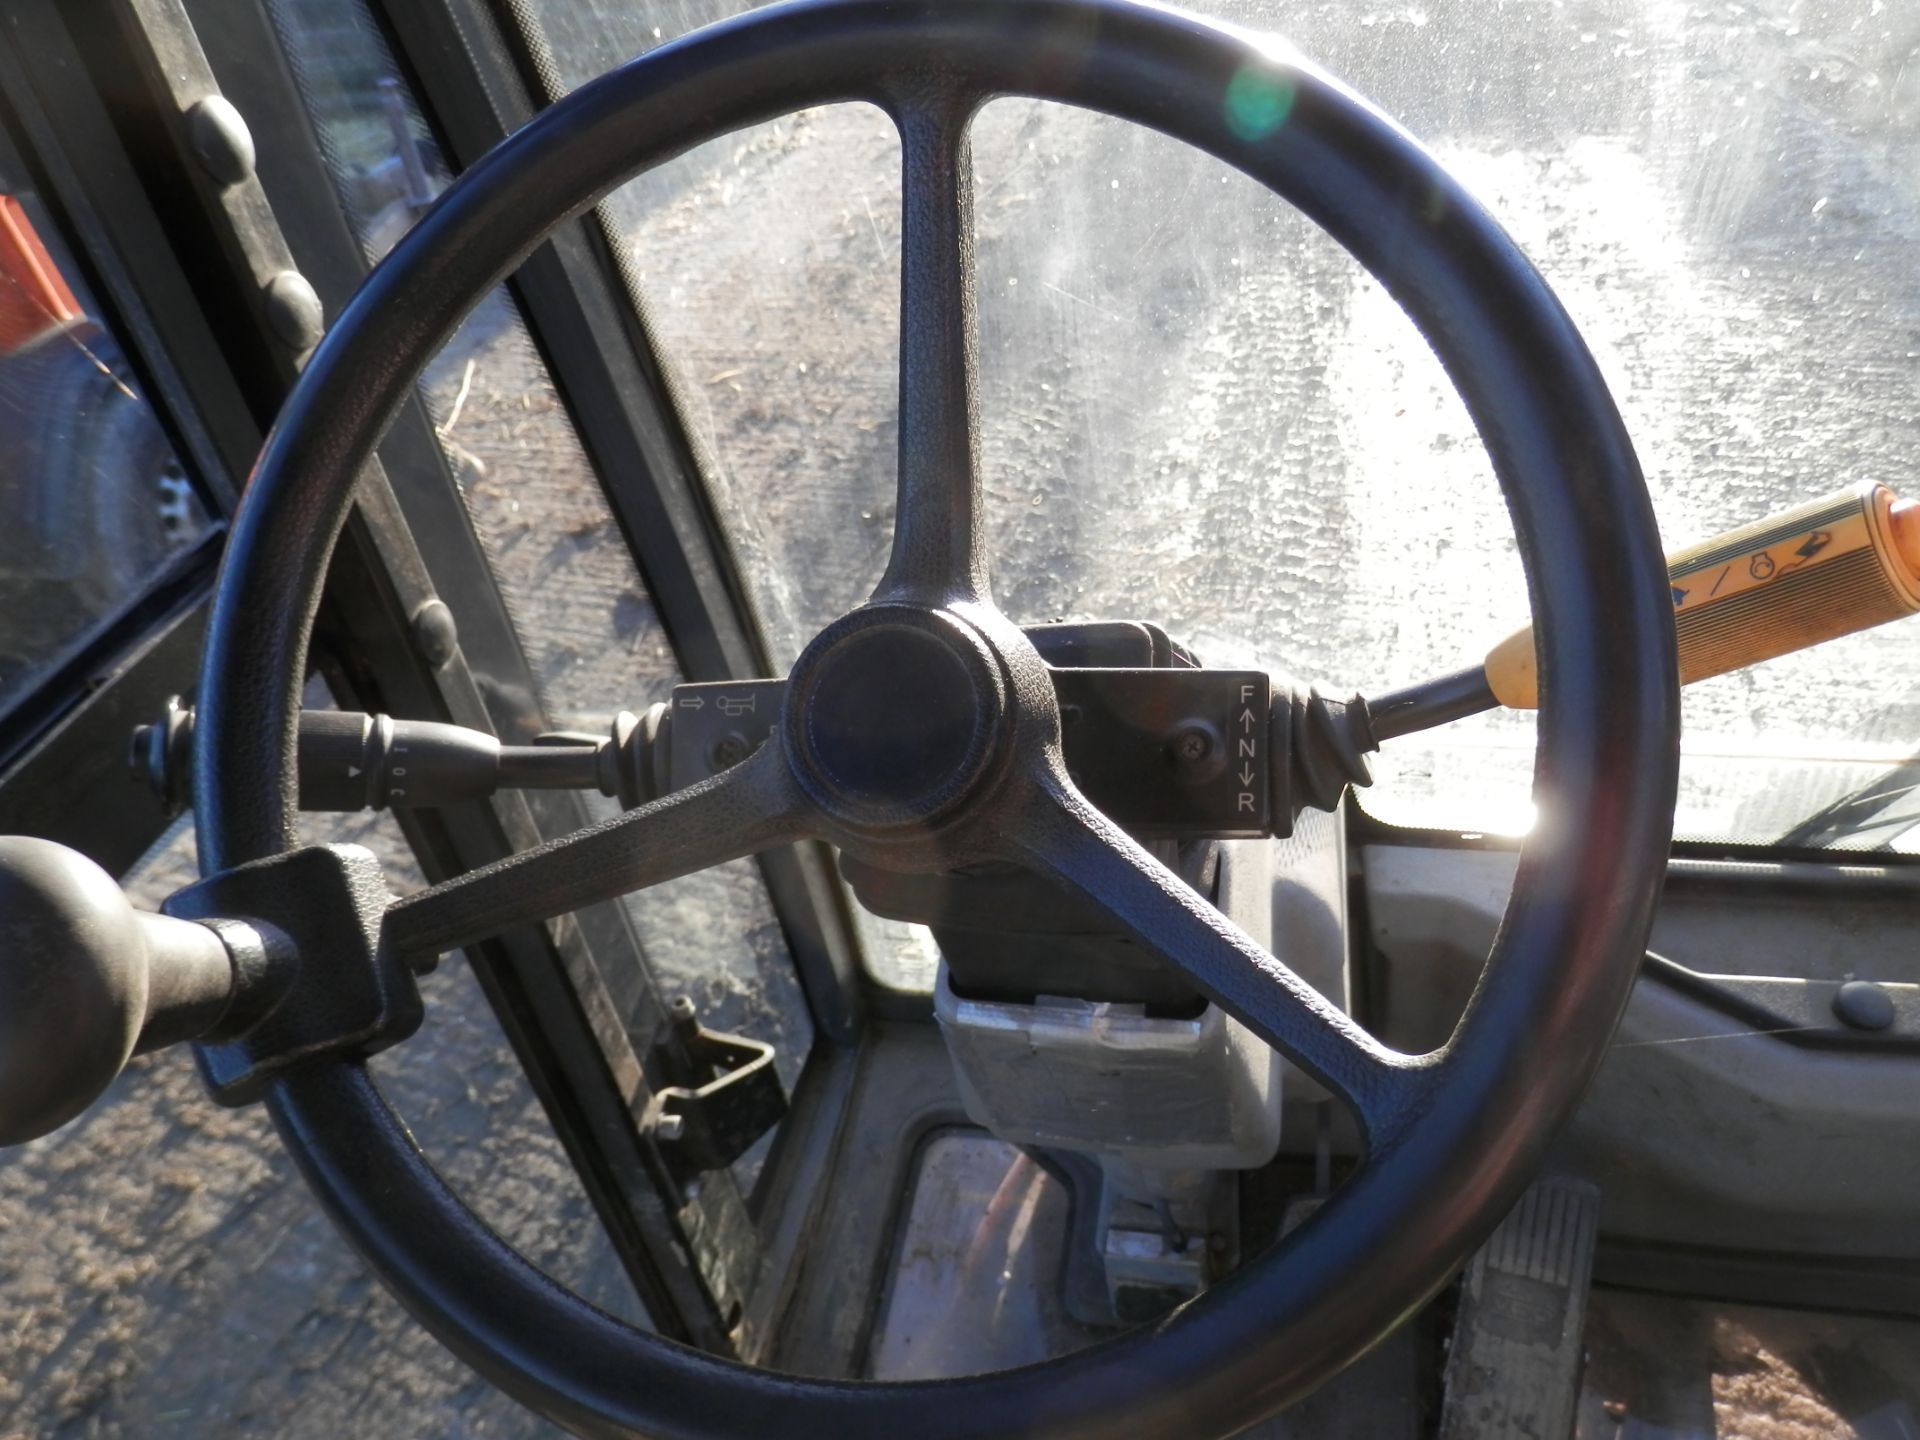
[193,1,1680,1435]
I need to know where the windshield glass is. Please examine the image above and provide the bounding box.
[525,0,1920,851]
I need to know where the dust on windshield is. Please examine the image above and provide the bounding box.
[524,0,1920,851]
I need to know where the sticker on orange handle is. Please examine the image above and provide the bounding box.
[1667,510,1871,618]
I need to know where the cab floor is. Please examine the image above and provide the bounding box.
[869,1132,1920,1438]
[1577,1290,1920,1440]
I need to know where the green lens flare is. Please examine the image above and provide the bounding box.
[1224,67,1296,142]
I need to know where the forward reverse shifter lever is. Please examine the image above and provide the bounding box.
[131,623,1387,839]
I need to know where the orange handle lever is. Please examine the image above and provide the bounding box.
[1484,481,1920,709]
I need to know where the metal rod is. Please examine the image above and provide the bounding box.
[1365,665,1499,743]
[496,744,603,790]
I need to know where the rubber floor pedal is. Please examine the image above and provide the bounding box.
[1438,1174,1601,1440]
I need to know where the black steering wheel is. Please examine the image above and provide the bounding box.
[192,1,1679,1434]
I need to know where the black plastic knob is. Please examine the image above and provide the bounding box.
[0,837,234,1145]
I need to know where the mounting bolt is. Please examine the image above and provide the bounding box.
[129,695,194,811]
[708,733,749,771]
[185,95,255,188]
[263,270,324,353]
[410,599,458,670]
[1833,979,1895,1032]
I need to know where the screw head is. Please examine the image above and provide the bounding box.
[709,734,748,770]
[1173,726,1212,763]
[1169,721,1226,785]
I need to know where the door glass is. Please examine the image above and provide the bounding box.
[0,175,210,719]
[265,0,812,1174]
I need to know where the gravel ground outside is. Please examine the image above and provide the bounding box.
[5,0,1920,1434]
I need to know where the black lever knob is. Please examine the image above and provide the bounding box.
[0,837,236,1145]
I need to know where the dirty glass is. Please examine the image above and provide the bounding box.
[0,168,210,721]
[524,0,1920,852]
[265,0,812,1172]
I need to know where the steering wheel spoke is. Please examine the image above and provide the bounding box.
[1008,772,1423,1141]
[382,741,810,963]
[872,88,990,607]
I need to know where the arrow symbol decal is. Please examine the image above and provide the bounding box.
[1238,766,1255,786]
[1794,530,1831,561]
[1670,585,1688,608]
[1239,708,1257,729]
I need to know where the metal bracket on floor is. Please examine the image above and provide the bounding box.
[642,997,787,1192]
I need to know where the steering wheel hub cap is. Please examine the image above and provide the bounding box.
[785,606,1009,830]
